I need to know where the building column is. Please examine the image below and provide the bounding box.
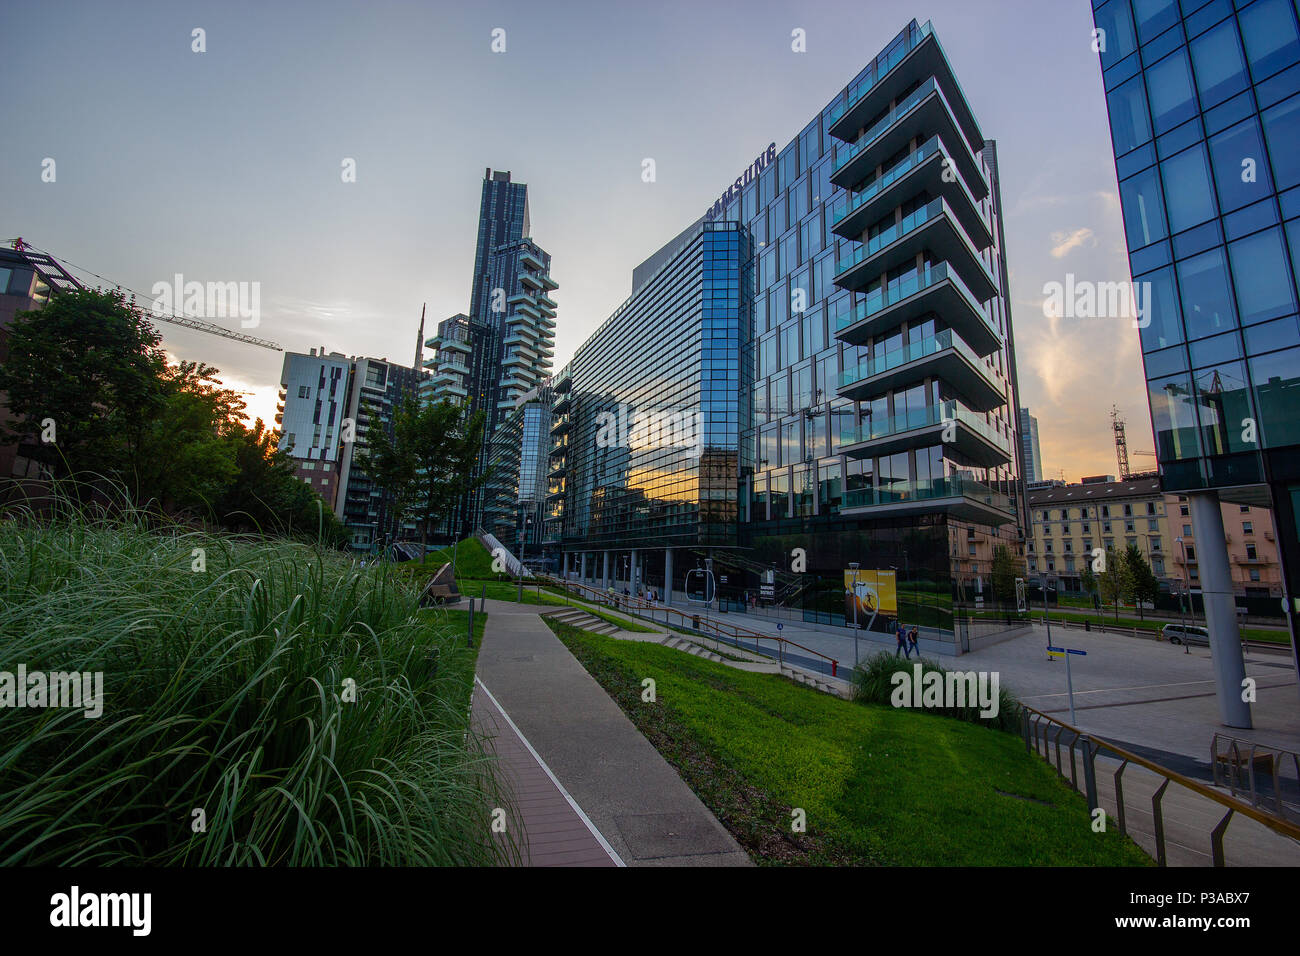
[602,551,611,590]
[630,548,639,595]
[1189,490,1252,728]
[664,548,674,606]
[580,552,588,584]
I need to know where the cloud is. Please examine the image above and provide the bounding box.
[1049,227,1096,259]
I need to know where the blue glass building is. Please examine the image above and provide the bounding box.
[1091,0,1300,723]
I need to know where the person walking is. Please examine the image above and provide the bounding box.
[895,620,908,658]
[908,625,919,658]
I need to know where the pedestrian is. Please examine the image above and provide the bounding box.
[895,620,908,658]
[909,625,919,657]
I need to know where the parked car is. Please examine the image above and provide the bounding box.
[1162,623,1210,646]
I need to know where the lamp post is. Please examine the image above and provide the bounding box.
[848,561,861,669]
[1177,536,1190,654]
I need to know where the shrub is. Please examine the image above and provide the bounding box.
[851,652,1022,733]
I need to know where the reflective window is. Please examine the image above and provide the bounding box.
[1145,47,1197,134]
[1177,247,1237,340]
[1262,94,1300,191]
[1250,346,1300,446]
[1228,227,1296,325]
[1096,0,1138,70]
[1190,19,1249,107]
[1108,74,1153,154]
[1120,166,1168,248]
[1161,144,1216,231]
[1193,360,1254,454]
[1209,117,1273,211]
[1137,265,1184,350]
[1240,0,1300,82]
[1147,371,1202,460]
[1133,0,1179,44]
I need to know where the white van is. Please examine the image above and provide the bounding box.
[1162,623,1210,646]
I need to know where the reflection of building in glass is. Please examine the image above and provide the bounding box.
[1092,0,1300,721]
[547,20,1027,652]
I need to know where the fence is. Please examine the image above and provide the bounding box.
[1023,705,1300,866]
[1211,734,1300,819]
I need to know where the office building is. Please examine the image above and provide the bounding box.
[550,19,1026,652]
[484,386,553,563]
[276,350,428,553]
[1091,0,1300,722]
[1019,407,1043,483]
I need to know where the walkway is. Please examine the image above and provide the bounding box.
[473,599,753,867]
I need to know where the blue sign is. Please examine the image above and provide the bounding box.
[1047,646,1087,656]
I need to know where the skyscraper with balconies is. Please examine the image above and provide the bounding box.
[548,20,1025,653]
[1090,0,1300,723]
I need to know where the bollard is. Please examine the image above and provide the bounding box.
[480,582,486,613]
[831,660,837,678]
[467,604,475,648]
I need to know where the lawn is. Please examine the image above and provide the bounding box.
[545,620,1152,867]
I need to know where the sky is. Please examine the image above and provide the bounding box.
[0,0,1156,482]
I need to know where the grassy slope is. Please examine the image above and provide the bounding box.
[546,620,1152,868]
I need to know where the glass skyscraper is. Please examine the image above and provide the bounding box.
[550,20,1026,652]
[1091,0,1300,724]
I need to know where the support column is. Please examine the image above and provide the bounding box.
[602,551,611,590]
[664,548,674,606]
[580,552,589,584]
[1189,491,1252,728]
[630,548,639,595]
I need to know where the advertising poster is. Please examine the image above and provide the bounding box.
[843,569,898,633]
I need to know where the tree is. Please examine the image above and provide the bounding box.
[991,545,1024,609]
[360,396,488,552]
[0,289,166,488]
[1097,547,1133,623]
[1080,563,1098,609]
[1123,544,1161,622]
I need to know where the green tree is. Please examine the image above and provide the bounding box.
[1097,547,1133,623]
[1080,562,1098,608]
[0,289,166,487]
[1123,544,1161,622]
[360,396,488,551]
[991,544,1024,609]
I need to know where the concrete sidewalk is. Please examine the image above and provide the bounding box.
[474,599,752,867]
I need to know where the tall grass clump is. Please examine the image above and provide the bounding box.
[851,652,1022,733]
[0,491,517,865]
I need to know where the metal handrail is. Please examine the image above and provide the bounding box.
[1211,733,1300,817]
[539,574,842,677]
[1022,704,1300,866]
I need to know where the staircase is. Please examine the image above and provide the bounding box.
[779,664,849,698]
[477,530,530,578]
[660,634,729,664]
[540,607,620,635]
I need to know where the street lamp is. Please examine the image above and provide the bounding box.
[848,561,861,669]
[1176,536,1190,654]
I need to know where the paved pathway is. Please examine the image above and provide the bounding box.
[473,599,752,867]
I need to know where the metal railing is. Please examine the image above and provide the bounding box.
[1022,704,1300,866]
[1212,734,1300,818]
[538,575,842,679]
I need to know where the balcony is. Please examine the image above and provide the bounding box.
[830,77,987,198]
[834,198,997,302]
[828,23,983,146]
[832,135,990,246]
[553,392,571,414]
[838,400,1012,468]
[520,272,543,291]
[837,268,997,359]
[551,413,571,434]
[838,329,1005,410]
[840,474,1016,525]
[520,249,546,272]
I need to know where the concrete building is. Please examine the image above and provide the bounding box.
[1167,493,1285,602]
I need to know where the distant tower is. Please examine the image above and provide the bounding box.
[1111,405,1131,480]
[414,302,426,370]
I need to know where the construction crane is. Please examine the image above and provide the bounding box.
[1112,405,1157,478]
[8,238,282,352]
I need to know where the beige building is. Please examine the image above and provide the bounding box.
[1026,475,1169,593]
[1165,494,1284,600]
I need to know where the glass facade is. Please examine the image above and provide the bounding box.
[550,20,1027,646]
[1092,0,1300,634]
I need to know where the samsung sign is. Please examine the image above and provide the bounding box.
[705,142,777,221]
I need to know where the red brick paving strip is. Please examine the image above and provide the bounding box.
[472,679,622,867]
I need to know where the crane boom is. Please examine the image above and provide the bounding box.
[11,240,283,352]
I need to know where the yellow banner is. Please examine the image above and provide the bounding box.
[844,569,898,620]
